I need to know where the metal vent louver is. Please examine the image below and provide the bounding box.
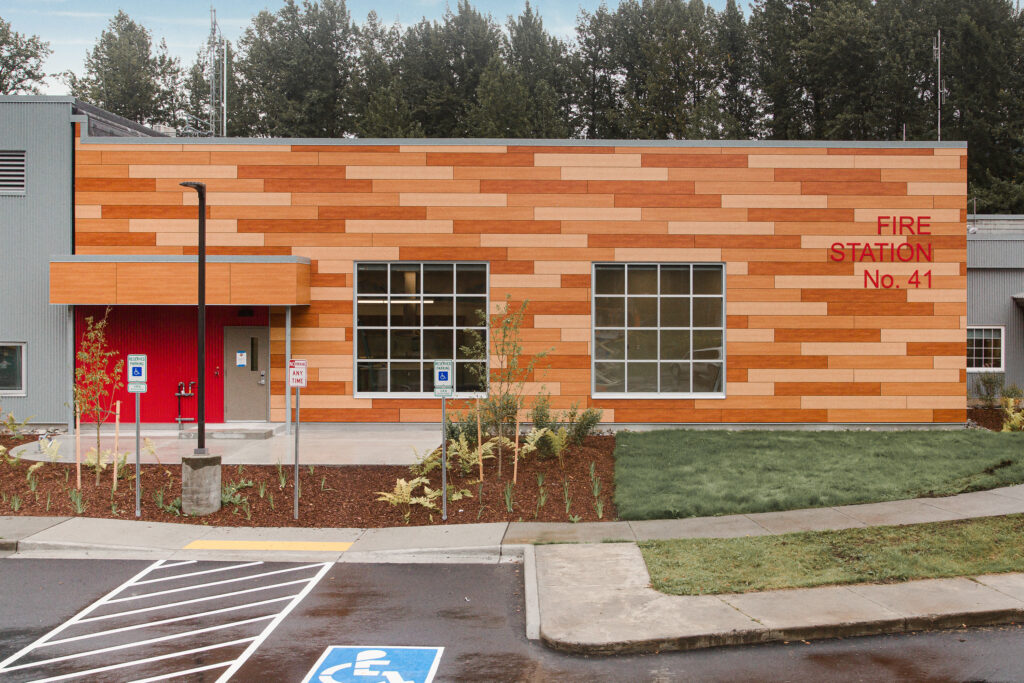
[0,151,26,193]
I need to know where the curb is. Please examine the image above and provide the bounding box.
[539,607,1024,656]
[340,545,509,564]
[0,539,17,552]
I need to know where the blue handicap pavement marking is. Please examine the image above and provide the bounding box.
[303,646,444,683]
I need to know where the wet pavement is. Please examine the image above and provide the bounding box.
[3,557,1024,682]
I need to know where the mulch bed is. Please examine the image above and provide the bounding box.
[968,408,1004,432]
[0,434,616,528]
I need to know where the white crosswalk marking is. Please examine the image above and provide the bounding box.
[0,559,331,682]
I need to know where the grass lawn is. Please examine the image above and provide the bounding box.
[640,514,1024,595]
[614,429,1024,520]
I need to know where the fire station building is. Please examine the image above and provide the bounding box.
[1,97,968,428]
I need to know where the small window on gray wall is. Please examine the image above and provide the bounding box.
[0,344,26,395]
[0,151,26,194]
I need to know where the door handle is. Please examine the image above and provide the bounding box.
[258,370,266,385]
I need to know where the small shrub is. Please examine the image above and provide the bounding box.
[977,372,1005,408]
[530,393,553,431]
[1004,384,1024,400]
[10,494,21,512]
[0,406,31,438]
[1001,397,1024,431]
[222,479,254,506]
[568,407,603,446]
[275,461,286,489]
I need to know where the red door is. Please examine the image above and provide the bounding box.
[75,306,268,423]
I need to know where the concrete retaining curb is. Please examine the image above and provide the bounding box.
[541,607,1024,655]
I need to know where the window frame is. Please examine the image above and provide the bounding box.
[353,261,490,399]
[0,342,27,397]
[966,325,1005,373]
[590,262,727,400]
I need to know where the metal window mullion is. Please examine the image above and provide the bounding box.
[655,265,661,392]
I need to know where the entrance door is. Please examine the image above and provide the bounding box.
[223,326,270,421]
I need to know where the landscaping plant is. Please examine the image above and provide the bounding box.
[73,309,125,488]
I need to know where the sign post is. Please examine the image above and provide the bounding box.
[433,360,454,521]
[126,354,147,518]
[288,359,307,521]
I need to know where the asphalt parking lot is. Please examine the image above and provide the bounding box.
[4,557,1024,682]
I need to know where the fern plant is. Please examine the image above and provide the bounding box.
[376,477,440,523]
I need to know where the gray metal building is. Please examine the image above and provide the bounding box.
[967,214,1024,398]
[0,97,158,426]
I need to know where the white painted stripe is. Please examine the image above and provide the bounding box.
[149,560,196,571]
[41,596,294,647]
[0,560,167,671]
[215,562,332,683]
[0,615,274,672]
[28,638,256,683]
[128,660,232,683]
[133,561,263,585]
[78,578,311,623]
[106,563,324,603]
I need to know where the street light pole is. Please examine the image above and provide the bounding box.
[180,181,207,454]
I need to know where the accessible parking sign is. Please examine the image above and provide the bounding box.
[303,646,443,683]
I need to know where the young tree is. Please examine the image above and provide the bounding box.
[69,11,181,126]
[0,17,52,94]
[74,309,124,488]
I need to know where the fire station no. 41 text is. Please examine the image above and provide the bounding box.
[828,216,935,289]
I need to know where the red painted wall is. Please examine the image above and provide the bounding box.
[75,306,268,423]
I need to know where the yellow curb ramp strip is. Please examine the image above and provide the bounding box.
[183,540,353,552]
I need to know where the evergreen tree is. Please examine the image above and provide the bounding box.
[352,12,420,137]
[69,11,181,126]
[572,5,626,139]
[235,0,357,137]
[717,0,759,138]
[0,16,52,95]
[399,1,503,136]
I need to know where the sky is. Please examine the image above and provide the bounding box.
[2,0,734,95]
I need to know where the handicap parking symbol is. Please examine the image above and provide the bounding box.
[437,371,449,382]
[131,367,143,377]
[303,646,443,683]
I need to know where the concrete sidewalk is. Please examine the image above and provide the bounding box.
[10,423,437,466]
[4,483,1024,654]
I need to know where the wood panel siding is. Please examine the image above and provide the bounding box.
[72,136,967,423]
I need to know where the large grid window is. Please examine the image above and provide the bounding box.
[967,326,1004,372]
[593,263,725,396]
[0,343,25,396]
[355,262,488,395]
